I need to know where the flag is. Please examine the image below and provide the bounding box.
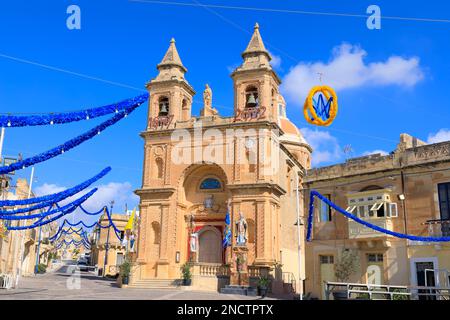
[222,207,231,248]
[125,208,136,231]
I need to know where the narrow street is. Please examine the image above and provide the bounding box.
[0,261,271,300]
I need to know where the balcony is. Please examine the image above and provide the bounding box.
[425,219,450,238]
[348,218,393,239]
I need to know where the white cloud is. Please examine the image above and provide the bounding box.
[282,43,424,104]
[427,129,450,144]
[269,51,282,69]
[35,183,66,197]
[362,150,389,156]
[34,181,139,226]
[301,127,342,166]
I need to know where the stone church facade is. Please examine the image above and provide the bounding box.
[131,24,311,294]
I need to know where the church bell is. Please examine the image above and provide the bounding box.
[246,93,257,108]
[159,102,169,115]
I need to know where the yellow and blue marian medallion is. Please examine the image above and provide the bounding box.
[303,85,338,126]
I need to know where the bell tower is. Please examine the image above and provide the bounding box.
[146,38,195,129]
[231,23,281,123]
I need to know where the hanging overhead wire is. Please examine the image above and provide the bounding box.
[129,0,450,24]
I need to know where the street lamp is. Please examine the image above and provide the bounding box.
[102,200,114,277]
[294,170,304,300]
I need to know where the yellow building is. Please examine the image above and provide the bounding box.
[131,23,311,295]
[90,213,128,277]
[304,134,450,299]
[0,178,43,286]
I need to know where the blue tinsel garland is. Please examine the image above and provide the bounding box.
[307,190,450,242]
[0,93,148,127]
[50,228,87,243]
[7,188,97,230]
[0,190,99,220]
[0,167,111,208]
[49,226,84,241]
[0,93,147,175]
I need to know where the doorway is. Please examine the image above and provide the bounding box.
[411,258,437,300]
[198,227,222,264]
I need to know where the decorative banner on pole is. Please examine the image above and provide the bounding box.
[303,85,338,126]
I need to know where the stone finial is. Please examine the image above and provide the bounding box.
[242,22,271,60]
[157,37,187,73]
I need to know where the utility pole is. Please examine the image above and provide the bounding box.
[295,170,304,300]
[102,200,114,277]
[34,217,44,274]
[0,127,5,163]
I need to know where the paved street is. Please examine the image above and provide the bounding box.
[0,262,274,300]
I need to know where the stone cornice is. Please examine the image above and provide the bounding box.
[227,182,286,196]
[134,187,176,199]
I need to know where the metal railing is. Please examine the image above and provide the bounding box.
[0,274,13,289]
[282,272,297,293]
[425,219,450,237]
[325,281,450,300]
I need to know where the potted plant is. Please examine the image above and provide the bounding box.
[333,249,359,300]
[119,260,132,285]
[181,263,192,286]
[236,255,245,272]
[258,276,270,298]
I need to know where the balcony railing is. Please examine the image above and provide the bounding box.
[425,219,450,237]
[348,218,393,239]
[192,263,230,277]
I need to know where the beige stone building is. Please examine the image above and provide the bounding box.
[0,178,43,285]
[304,134,450,299]
[90,213,128,276]
[132,23,311,295]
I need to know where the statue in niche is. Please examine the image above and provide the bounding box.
[201,84,218,117]
[235,212,248,245]
[204,194,214,209]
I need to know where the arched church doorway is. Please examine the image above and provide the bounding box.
[198,227,222,264]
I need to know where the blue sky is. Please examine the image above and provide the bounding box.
[1,0,450,215]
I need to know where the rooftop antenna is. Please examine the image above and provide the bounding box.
[343,144,354,160]
[317,72,324,83]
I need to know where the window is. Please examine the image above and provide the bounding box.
[319,194,332,222]
[320,255,334,264]
[438,183,450,220]
[346,206,356,213]
[370,203,385,218]
[387,203,398,217]
[199,178,221,190]
[367,253,383,263]
[119,231,125,241]
[357,206,367,218]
